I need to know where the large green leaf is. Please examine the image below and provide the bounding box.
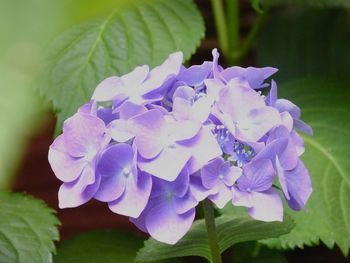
[0,192,59,263]
[40,0,205,133]
[136,214,294,262]
[54,230,182,263]
[257,8,350,81]
[54,230,141,263]
[264,0,350,8]
[259,77,350,255]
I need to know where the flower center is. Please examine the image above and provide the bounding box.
[228,141,255,167]
[212,125,231,147]
[122,167,131,177]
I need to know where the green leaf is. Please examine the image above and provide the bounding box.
[231,242,288,263]
[136,214,294,262]
[40,0,205,134]
[54,230,141,263]
[264,0,350,8]
[257,8,350,81]
[0,192,59,263]
[54,230,182,263]
[259,77,350,256]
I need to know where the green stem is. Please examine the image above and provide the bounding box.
[227,0,240,53]
[210,0,229,56]
[229,7,270,64]
[202,199,222,263]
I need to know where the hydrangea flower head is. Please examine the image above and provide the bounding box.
[49,49,312,244]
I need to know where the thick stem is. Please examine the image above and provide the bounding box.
[202,199,222,263]
[229,7,270,64]
[227,0,240,54]
[210,0,229,55]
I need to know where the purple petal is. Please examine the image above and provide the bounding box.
[232,186,254,208]
[222,164,242,186]
[119,101,148,120]
[130,109,167,159]
[94,144,134,202]
[107,119,134,143]
[218,85,266,119]
[280,112,293,132]
[63,112,107,158]
[267,80,278,106]
[290,131,305,156]
[209,184,232,208]
[185,126,222,174]
[254,137,288,161]
[238,159,275,192]
[173,190,198,214]
[79,101,97,115]
[172,97,193,121]
[92,76,124,102]
[58,164,100,208]
[48,135,86,182]
[235,106,281,142]
[145,202,195,244]
[97,107,119,125]
[190,173,217,202]
[284,160,312,210]
[177,61,213,86]
[221,66,278,89]
[108,170,152,218]
[138,144,192,181]
[275,155,289,200]
[151,168,189,200]
[141,52,183,95]
[275,99,301,120]
[294,119,313,135]
[248,189,283,222]
[201,157,224,189]
[121,65,149,87]
[205,78,225,102]
[172,85,196,101]
[170,119,202,142]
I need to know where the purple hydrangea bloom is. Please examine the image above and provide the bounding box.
[214,81,281,142]
[94,143,152,218]
[201,157,241,208]
[48,111,110,208]
[268,80,313,135]
[49,49,313,245]
[232,159,283,222]
[253,126,311,210]
[92,52,183,108]
[131,168,197,244]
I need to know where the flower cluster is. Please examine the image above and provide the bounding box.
[49,49,312,244]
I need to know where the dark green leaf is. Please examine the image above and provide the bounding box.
[259,77,350,256]
[40,0,205,134]
[54,230,182,263]
[231,242,287,263]
[264,0,350,8]
[257,8,350,81]
[0,192,59,263]
[136,214,294,262]
[54,230,141,263]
